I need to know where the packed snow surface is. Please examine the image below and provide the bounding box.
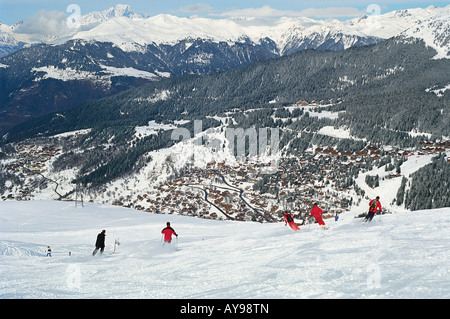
[1,200,449,298]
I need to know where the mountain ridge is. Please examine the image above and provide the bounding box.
[1,4,449,135]
[1,4,449,57]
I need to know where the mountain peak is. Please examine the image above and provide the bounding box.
[81,4,145,26]
[105,4,138,17]
[148,14,186,24]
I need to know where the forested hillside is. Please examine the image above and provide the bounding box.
[5,37,449,144]
[404,154,450,210]
[1,37,449,208]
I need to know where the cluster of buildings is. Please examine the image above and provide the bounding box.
[3,144,61,176]
[110,139,449,223]
[1,144,62,201]
[2,138,449,224]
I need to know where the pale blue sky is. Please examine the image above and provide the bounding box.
[0,0,447,25]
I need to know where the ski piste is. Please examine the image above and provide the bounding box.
[2,200,450,298]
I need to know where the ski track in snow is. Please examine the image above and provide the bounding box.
[0,200,449,299]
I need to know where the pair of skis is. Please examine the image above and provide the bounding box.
[362,212,382,224]
[161,235,179,250]
[287,221,329,231]
[287,221,300,231]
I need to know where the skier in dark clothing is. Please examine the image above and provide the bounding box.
[92,230,106,255]
[161,222,178,243]
[365,196,382,222]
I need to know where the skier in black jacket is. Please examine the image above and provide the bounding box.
[92,230,106,255]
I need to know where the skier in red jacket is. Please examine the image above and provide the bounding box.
[161,222,178,243]
[310,203,327,229]
[365,196,382,223]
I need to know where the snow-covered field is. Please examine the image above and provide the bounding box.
[1,200,449,299]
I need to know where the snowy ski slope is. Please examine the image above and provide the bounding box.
[0,200,449,299]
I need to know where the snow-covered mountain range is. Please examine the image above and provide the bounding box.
[1,4,449,135]
[1,4,449,58]
[71,4,450,57]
